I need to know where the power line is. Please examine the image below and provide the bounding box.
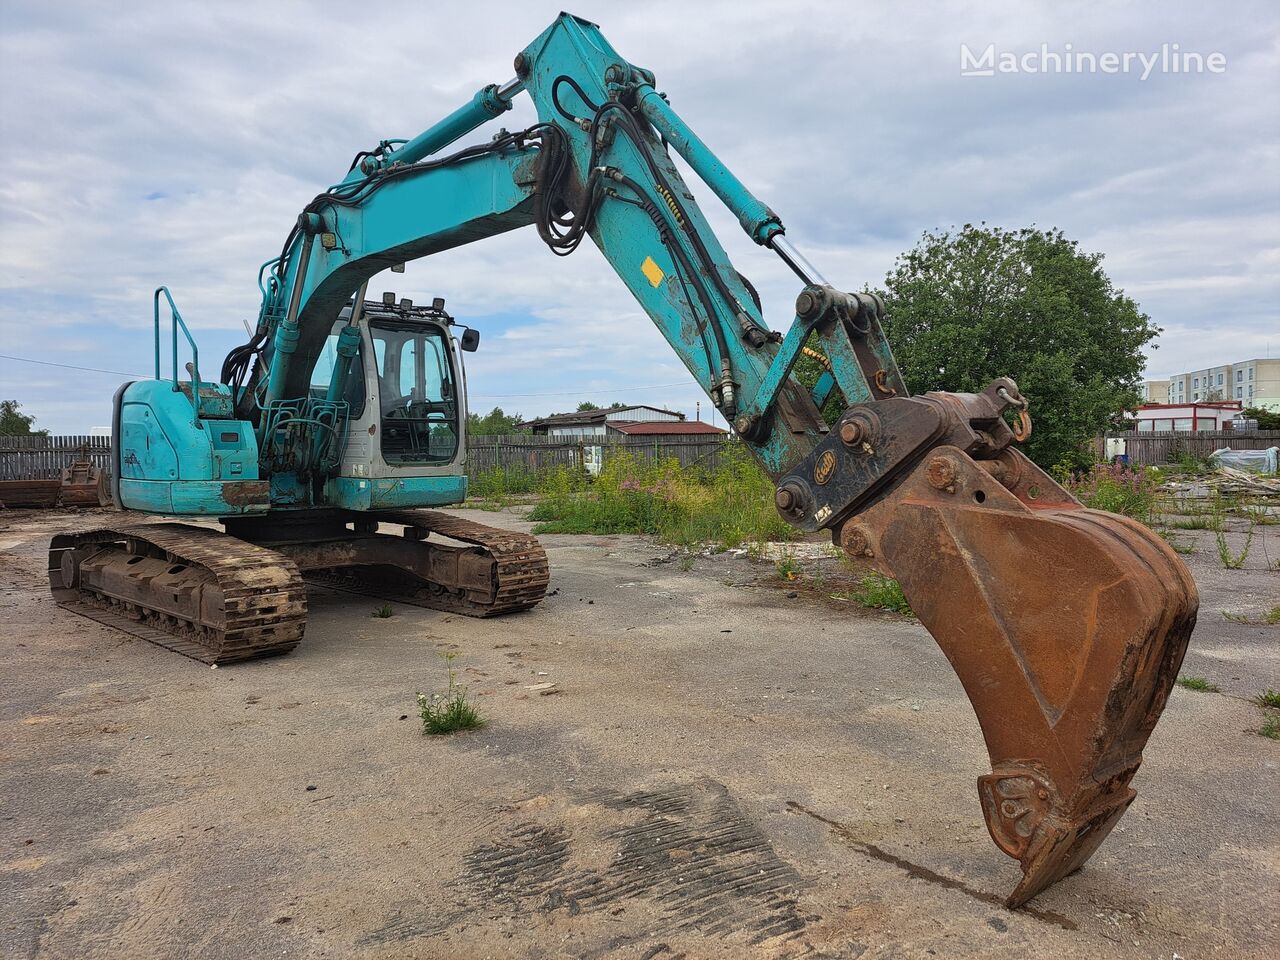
[0,353,699,401]
[0,354,146,379]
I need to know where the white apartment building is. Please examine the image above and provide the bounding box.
[1163,358,1280,410]
[1140,379,1170,403]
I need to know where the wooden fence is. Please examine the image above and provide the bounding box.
[464,434,730,477]
[9,430,1276,481]
[1105,430,1280,467]
[0,433,732,482]
[0,435,111,480]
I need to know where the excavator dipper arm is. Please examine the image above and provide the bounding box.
[235,13,1196,905]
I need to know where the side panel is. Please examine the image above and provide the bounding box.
[326,475,468,511]
[118,479,270,515]
[115,380,263,515]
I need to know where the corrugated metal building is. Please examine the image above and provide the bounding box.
[519,405,724,437]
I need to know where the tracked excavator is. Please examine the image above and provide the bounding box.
[49,13,1197,906]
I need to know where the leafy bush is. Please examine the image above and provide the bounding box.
[529,445,794,549]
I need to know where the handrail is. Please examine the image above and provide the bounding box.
[153,286,201,417]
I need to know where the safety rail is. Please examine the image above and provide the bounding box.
[153,286,202,417]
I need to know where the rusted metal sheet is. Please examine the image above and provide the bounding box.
[0,479,62,508]
[844,445,1196,906]
[59,460,108,506]
[220,480,270,508]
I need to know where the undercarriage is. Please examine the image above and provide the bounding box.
[48,510,550,664]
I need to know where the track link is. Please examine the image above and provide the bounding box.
[49,523,307,664]
[306,509,549,617]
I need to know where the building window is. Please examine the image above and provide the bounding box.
[1193,392,1199,400]
[1237,370,1243,382]
[1249,367,1254,380]
[1237,386,1243,399]
[1217,373,1223,385]
[1248,386,1253,398]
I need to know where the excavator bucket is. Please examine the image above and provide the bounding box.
[843,445,1196,906]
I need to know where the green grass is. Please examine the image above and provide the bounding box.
[371,603,393,619]
[1170,451,1217,474]
[1260,715,1280,741]
[1266,606,1280,625]
[417,652,484,735]
[852,575,913,616]
[469,464,541,500]
[529,446,794,550]
[1255,690,1280,709]
[418,689,484,734]
[1176,675,1220,693]
[1165,516,1220,531]
[1222,611,1252,624]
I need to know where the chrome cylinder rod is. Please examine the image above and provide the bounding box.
[770,235,828,286]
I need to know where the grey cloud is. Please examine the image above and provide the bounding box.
[0,0,1276,431]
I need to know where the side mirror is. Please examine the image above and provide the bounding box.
[460,328,480,352]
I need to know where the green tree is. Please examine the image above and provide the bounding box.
[574,401,627,411]
[877,225,1158,469]
[0,400,47,437]
[466,406,527,436]
[1242,406,1280,430]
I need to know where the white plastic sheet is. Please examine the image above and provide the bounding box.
[1210,446,1279,474]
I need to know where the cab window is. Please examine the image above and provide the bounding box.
[309,320,366,417]
[370,320,458,464]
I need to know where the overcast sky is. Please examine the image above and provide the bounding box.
[1,0,1276,432]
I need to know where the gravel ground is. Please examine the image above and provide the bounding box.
[1,506,1276,960]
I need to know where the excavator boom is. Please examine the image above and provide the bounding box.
[50,12,1196,907]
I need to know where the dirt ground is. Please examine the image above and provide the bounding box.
[1,506,1277,960]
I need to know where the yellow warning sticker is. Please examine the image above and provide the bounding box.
[641,255,665,288]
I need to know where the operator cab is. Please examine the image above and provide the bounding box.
[308,292,479,467]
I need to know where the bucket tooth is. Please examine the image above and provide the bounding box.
[849,447,1196,906]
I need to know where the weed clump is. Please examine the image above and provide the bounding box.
[1176,675,1219,693]
[530,445,794,550]
[371,603,394,619]
[469,465,540,501]
[1061,462,1158,525]
[418,652,484,735]
[853,575,913,616]
[775,550,800,581]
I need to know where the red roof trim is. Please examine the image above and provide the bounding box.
[1136,401,1242,410]
[607,421,727,435]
